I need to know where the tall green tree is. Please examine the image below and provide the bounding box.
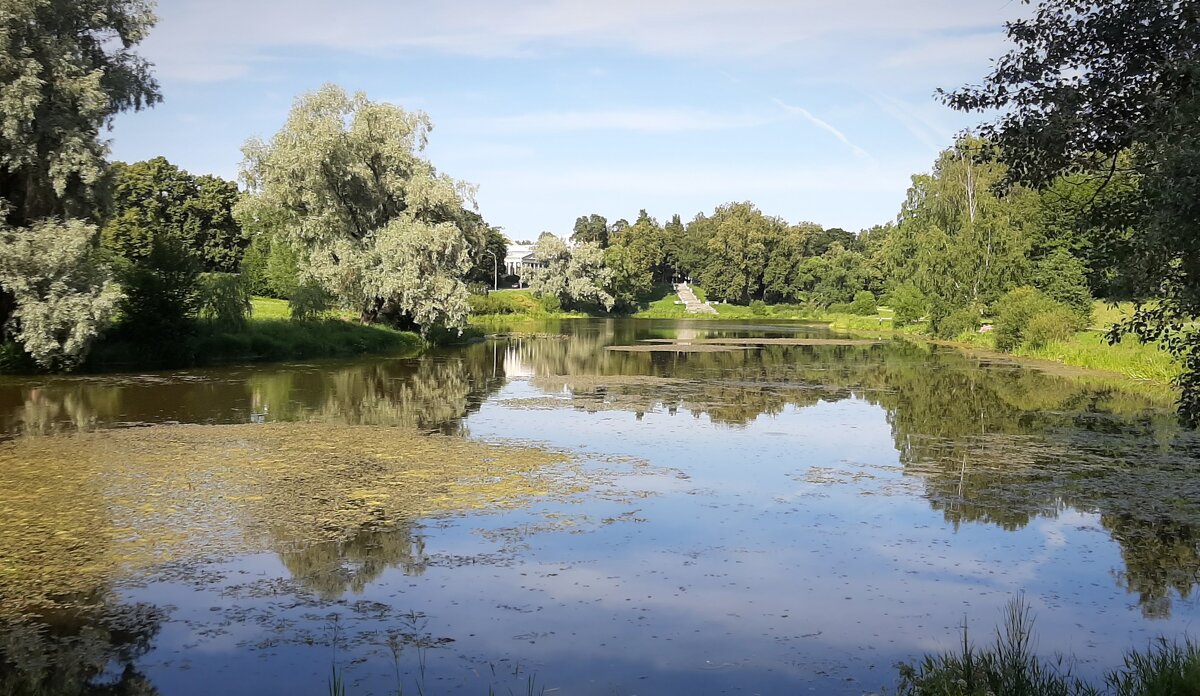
[942,0,1200,422]
[882,139,1035,335]
[237,85,475,331]
[102,157,246,272]
[524,234,614,311]
[0,0,159,345]
[761,223,816,303]
[692,202,784,304]
[0,0,160,227]
[605,209,668,307]
[571,214,609,248]
[0,220,120,369]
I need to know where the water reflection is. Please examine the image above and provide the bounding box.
[1,319,1199,693]
[0,600,164,696]
[278,523,428,599]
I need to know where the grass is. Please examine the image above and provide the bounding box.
[251,295,292,320]
[467,289,592,321]
[895,596,1200,696]
[82,297,425,370]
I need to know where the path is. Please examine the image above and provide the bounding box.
[675,282,718,315]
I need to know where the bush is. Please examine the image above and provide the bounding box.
[848,290,877,316]
[1025,307,1084,349]
[749,299,768,315]
[539,293,562,313]
[469,292,519,315]
[115,234,202,342]
[288,283,333,322]
[1032,249,1093,325]
[993,286,1076,352]
[889,283,926,327]
[936,307,980,339]
[198,273,251,330]
[0,220,121,369]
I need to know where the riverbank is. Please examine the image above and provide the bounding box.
[0,297,426,374]
[468,287,1180,397]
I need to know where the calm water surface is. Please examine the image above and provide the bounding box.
[1,319,1198,695]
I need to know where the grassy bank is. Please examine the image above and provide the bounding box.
[4,296,426,373]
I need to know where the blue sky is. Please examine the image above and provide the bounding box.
[109,0,1024,238]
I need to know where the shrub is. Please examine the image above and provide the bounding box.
[994,286,1074,352]
[198,273,251,330]
[889,283,926,327]
[0,220,122,369]
[288,283,333,322]
[115,234,202,342]
[749,299,768,315]
[1032,248,1094,325]
[1025,307,1083,349]
[848,290,877,316]
[539,293,562,313]
[936,307,980,339]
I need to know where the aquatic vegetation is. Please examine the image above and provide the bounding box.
[895,597,1200,696]
[0,423,581,616]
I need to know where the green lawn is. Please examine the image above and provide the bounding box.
[251,296,291,320]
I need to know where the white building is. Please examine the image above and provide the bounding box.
[503,242,545,281]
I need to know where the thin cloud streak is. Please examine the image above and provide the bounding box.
[773,99,873,161]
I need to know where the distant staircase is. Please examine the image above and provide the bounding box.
[676,282,718,315]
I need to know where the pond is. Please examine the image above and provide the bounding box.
[1,318,1198,695]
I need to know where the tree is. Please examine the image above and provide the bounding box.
[0,0,159,333]
[692,202,783,304]
[0,220,120,369]
[881,139,1034,335]
[524,234,614,311]
[237,85,475,332]
[942,0,1200,422]
[571,214,609,248]
[796,244,871,307]
[805,226,855,257]
[102,158,246,272]
[0,0,160,227]
[605,209,668,307]
[762,222,819,303]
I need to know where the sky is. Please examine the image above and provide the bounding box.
[108,0,1025,239]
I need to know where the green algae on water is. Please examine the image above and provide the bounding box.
[0,423,581,616]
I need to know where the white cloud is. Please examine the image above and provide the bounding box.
[144,0,1020,83]
[869,94,955,152]
[772,99,872,161]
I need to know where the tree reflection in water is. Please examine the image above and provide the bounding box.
[0,599,164,696]
[0,319,1196,626]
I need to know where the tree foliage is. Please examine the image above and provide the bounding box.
[571,214,609,248]
[237,85,475,332]
[0,0,160,227]
[882,139,1035,333]
[0,219,120,368]
[943,0,1200,423]
[524,234,614,311]
[102,157,246,272]
[692,202,782,304]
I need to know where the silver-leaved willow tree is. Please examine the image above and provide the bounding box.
[236,85,477,333]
